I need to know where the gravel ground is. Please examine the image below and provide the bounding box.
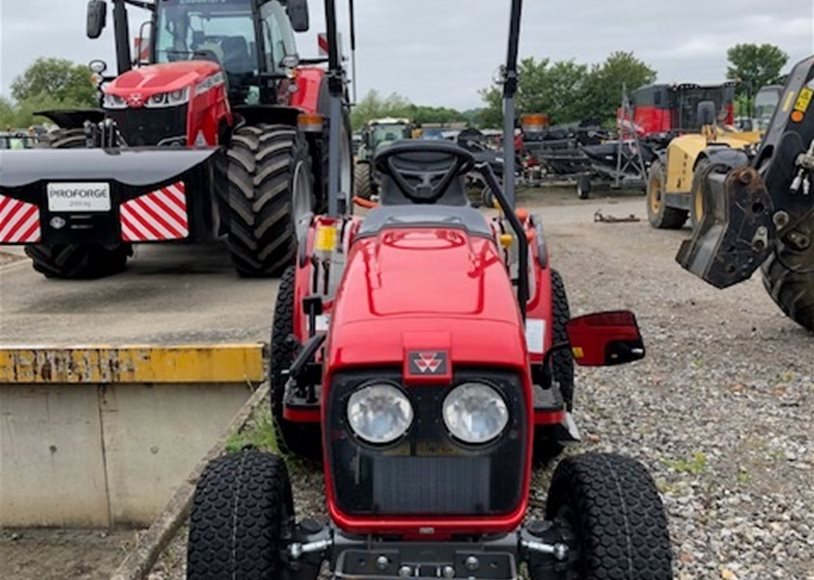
[5,190,812,579]
[151,191,813,580]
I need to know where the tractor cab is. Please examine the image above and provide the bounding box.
[151,0,300,103]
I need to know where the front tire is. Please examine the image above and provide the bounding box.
[534,270,574,464]
[222,124,314,277]
[269,266,323,460]
[541,453,673,580]
[761,225,814,331]
[354,162,373,200]
[647,160,687,229]
[26,128,131,279]
[187,450,293,580]
[576,175,591,200]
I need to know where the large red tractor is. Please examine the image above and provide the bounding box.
[0,0,351,278]
[186,1,673,578]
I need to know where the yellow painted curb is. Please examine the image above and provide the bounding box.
[0,345,265,384]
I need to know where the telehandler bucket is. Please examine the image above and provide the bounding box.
[675,164,776,288]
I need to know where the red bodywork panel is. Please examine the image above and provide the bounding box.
[105,61,231,146]
[289,67,326,114]
[318,226,535,537]
[631,106,673,135]
[103,62,326,146]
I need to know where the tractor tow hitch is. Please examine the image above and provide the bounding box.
[520,538,569,560]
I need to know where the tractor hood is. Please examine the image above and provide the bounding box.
[105,61,222,103]
[327,227,528,373]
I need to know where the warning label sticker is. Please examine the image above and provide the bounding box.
[794,87,813,114]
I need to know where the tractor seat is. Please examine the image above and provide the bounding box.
[374,140,474,207]
[360,140,491,240]
[221,36,254,74]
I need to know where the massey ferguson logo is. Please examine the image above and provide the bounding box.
[128,93,144,108]
[409,351,448,375]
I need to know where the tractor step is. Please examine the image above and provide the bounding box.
[533,384,564,412]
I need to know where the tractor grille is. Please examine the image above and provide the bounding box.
[108,105,188,147]
[326,370,527,516]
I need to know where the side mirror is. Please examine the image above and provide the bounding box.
[697,100,717,126]
[565,310,645,367]
[286,0,310,32]
[87,0,107,39]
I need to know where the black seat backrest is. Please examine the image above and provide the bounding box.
[373,140,472,206]
[221,36,254,74]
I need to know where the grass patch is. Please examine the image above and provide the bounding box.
[664,451,708,474]
[225,407,279,454]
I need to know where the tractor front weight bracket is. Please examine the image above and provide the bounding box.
[282,520,575,580]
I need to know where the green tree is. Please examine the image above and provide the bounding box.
[0,97,15,130]
[479,57,589,127]
[351,90,467,131]
[11,57,97,107]
[478,52,654,128]
[726,43,789,98]
[582,52,657,126]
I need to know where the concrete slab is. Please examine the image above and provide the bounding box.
[100,382,251,525]
[0,385,110,527]
[0,242,279,346]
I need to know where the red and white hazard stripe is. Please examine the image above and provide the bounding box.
[0,194,41,243]
[120,182,189,242]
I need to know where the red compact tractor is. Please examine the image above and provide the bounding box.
[0,0,351,278]
[186,2,673,578]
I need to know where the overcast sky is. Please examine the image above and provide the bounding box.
[1,0,812,110]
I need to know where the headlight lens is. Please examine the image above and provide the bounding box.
[145,89,189,108]
[347,383,413,445]
[168,88,189,105]
[103,93,127,109]
[443,382,509,444]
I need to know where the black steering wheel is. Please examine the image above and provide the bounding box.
[374,141,476,204]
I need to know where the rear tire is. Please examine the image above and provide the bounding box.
[187,450,293,580]
[540,453,673,580]
[647,160,687,229]
[354,162,373,200]
[761,224,814,331]
[222,124,314,277]
[26,244,131,279]
[26,128,131,280]
[270,266,323,460]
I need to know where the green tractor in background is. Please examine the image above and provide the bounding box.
[354,117,414,199]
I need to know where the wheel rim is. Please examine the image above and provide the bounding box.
[292,160,313,239]
[648,168,663,214]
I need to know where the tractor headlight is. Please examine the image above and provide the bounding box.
[347,383,413,445]
[103,93,127,109]
[145,89,189,108]
[443,382,509,444]
[168,88,189,105]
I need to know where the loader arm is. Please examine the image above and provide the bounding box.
[676,56,814,288]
